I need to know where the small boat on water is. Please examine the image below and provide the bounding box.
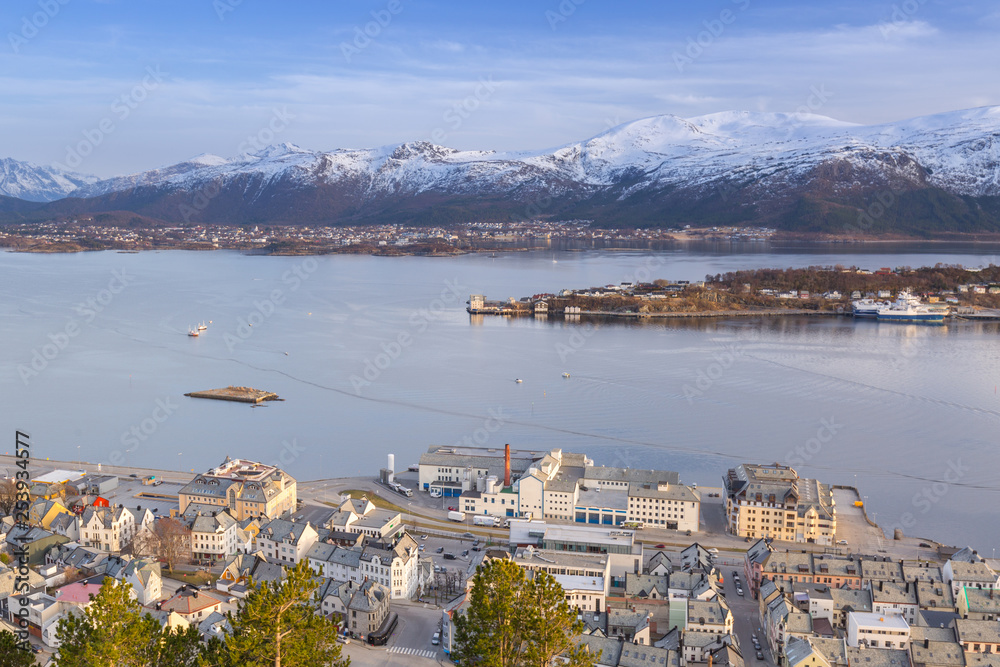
[876,291,945,323]
[515,378,523,383]
[562,372,570,378]
[198,322,208,330]
[187,328,199,337]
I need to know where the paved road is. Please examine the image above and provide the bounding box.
[338,602,449,667]
[721,568,770,666]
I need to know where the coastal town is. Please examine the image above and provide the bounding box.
[3,444,996,667]
[0,220,773,255]
[468,264,1000,320]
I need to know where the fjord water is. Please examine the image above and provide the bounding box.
[2,244,999,553]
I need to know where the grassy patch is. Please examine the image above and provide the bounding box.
[341,489,409,514]
[169,570,219,587]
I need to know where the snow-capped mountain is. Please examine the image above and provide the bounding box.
[9,106,1000,232]
[0,158,100,202]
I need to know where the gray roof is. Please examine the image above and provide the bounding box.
[619,645,679,667]
[785,637,822,667]
[626,573,668,599]
[584,466,679,485]
[843,648,910,667]
[257,518,313,544]
[955,619,1000,645]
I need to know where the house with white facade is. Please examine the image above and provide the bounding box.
[253,518,319,565]
[846,612,910,649]
[77,505,146,553]
[183,504,241,562]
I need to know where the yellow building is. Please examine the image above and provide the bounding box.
[178,457,296,522]
[723,463,836,545]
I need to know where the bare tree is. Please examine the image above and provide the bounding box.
[153,517,191,573]
[121,525,157,558]
[0,479,18,516]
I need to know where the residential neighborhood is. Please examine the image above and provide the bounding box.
[1,449,997,667]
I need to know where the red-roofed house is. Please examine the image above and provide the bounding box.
[159,586,225,622]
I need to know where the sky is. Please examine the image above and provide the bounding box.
[1,0,999,177]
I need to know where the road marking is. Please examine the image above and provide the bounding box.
[387,646,437,658]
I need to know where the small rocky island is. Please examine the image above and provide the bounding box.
[184,386,281,404]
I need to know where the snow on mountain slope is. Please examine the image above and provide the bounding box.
[14,106,1000,220]
[0,158,100,202]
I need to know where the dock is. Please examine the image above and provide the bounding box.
[184,386,282,404]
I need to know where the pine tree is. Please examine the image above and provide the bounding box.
[452,559,594,667]
[53,577,201,667]
[206,560,348,667]
[0,631,36,667]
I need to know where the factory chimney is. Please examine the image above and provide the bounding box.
[504,444,511,487]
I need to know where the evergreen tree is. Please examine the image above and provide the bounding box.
[54,578,201,667]
[452,559,593,667]
[205,560,348,667]
[0,631,36,667]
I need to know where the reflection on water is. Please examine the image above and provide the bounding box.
[1,247,999,552]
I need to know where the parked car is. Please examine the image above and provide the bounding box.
[432,632,440,645]
[436,546,444,553]
[418,545,425,552]
[419,534,428,540]
[654,544,666,549]
[444,553,456,560]
[837,539,848,545]
[756,651,764,660]
[737,587,744,596]
[462,532,474,538]
[448,506,457,511]
[919,542,932,548]
[472,546,481,551]
[461,550,469,557]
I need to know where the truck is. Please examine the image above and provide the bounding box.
[473,515,498,527]
[448,510,466,522]
[394,485,413,498]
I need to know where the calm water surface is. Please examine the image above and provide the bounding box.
[2,244,999,553]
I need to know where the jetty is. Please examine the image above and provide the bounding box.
[184,386,281,404]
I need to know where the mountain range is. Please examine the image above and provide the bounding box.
[3,106,1000,234]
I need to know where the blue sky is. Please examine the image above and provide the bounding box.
[2,0,998,177]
